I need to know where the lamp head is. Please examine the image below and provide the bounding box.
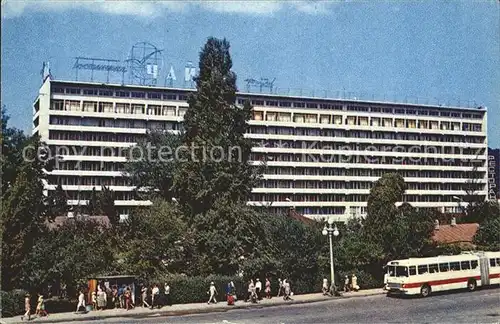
[322,227,328,236]
[327,217,334,225]
[333,226,339,237]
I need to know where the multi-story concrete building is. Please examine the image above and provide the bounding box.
[33,78,489,221]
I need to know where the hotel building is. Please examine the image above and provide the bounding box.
[33,78,488,221]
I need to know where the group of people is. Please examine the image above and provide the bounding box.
[76,284,138,312]
[321,274,360,296]
[21,293,48,321]
[141,283,171,309]
[243,278,292,303]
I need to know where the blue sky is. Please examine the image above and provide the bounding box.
[2,1,499,147]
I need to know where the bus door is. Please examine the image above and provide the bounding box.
[479,256,490,286]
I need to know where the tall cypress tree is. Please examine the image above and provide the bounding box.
[173,38,261,217]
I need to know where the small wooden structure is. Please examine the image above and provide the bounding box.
[87,275,137,305]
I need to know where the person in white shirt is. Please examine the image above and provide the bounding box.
[255,279,262,300]
[277,278,283,297]
[207,282,218,304]
[164,283,171,306]
[151,284,160,309]
[76,290,85,312]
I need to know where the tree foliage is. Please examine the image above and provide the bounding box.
[124,130,181,200]
[173,37,261,217]
[473,201,500,250]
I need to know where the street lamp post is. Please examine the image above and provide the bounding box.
[322,217,339,295]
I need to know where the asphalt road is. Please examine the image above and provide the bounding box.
[80,288,500,324]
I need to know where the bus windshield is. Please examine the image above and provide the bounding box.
[387,265,408,277]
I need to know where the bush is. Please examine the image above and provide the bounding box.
[338,270,382,290]
[150,275,246,304]
[45,297,76,314]
[1,289,28,317]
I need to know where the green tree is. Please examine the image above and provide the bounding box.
[47,183,69,217]
[23,218,115,293]
[98,185,119,225]
[86,186,99,216]
[124,130,181,200]
[115,200,189,278]
[473,201,500,250]
[1,109,54,290]
[173,37,261,217]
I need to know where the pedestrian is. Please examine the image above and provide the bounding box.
[164,282,171,306]
[226,282,235,306]
[112,285,119,309]
[265,278,271,299]
[124,286,134,310]
[283,280,292,301]
[207,282,218,304]
[36,294,48,317]
[97,287,107,310]
[344,275,350,292]
[255,278,262,300]
[246,279,256,303]
[351,274,359,292]
[277,278,283,297]
[91,291,97,310]
[322,278,330,295]
[151,284,160,309]
[21,293,31,321]
[118,284,125,308]
[141,285,150,308]
[76,290,86,312]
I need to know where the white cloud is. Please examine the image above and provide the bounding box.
[1,0,335,19]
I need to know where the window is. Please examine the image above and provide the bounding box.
[252,100,264,106]
[148,92,162,99]
[388,266,408,277]
[451,112,460,118]
[429,264,439,273]
[131,91,145,98]
[116,91,129,97]
[460,261,471,270]
[471,260,478,269]
[279,101,291,107]
[52,87,65,94]
[179,95,188,101]
[439,263,449,272]
[98,89,113,96]
[164,94,177,100]
[383,108,392,113]
[83,89,99,96]
[418,110,429,116]
[429,111,439,116]
[450,262,460,271]
[293,102,305,108]
[267,100,278,107]
[497,258,500,266]
[371,107,381,112]
[66,88,80,94]
[409,266,416,276]
[306,103,318,109]
[490,258,497,267]
[417,265,428,274]
[395,108,405,114]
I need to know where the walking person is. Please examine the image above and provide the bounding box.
[21,293,31,321]
[344,275,350,292]
[246,279,256,303]
[283,280,292,301]
[351,274,359,292]
[277,278,283,297]
[36,294,48,317]
[207,282,218,304]
[141,285,150,308]
[91,291,97,310]
[118,285,125,308]
[255,278,262,300]
[226,282,235,306]
[124,286,134,310]
[151,284,159,309]
[322,278,330,296]
[76,290,86,312]
[265,278,271,299]
[164,282,171,306]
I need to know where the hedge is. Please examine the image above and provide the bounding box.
[1,289,28,317]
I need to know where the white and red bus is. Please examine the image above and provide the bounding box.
[385,251,500,297]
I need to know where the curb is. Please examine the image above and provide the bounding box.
[2,291,386,324]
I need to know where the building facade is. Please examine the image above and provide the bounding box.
[33,79,489,221]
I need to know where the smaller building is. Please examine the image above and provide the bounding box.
[432,220,479,249]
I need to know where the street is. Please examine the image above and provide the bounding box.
[77,288,500,324]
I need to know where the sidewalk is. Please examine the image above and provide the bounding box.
[0,288,385,324]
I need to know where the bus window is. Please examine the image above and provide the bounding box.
[471,260,478,269]
[490,259,496,267]
[496,258,500,267]
[450,262,460,271]
[439,263,449,272]
[460,261,471,270]
[418,265,428,275]
[409,266,416,276]
[429,264,439,273]
[395,266,408,277]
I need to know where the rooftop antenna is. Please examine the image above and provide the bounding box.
[126,42,164,86]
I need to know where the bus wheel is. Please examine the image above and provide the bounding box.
[420,284,431,297]
[467,279,477,292]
